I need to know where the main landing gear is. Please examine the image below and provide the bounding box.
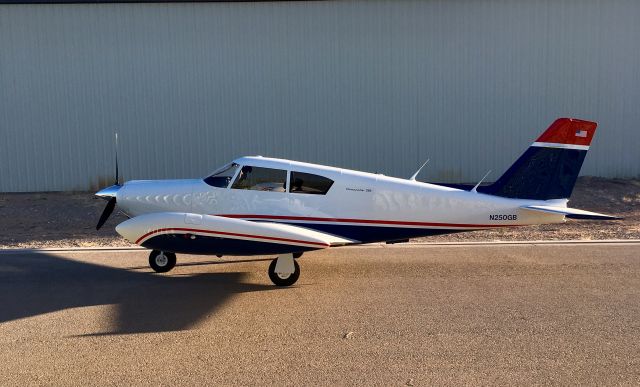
[147,250,303,286]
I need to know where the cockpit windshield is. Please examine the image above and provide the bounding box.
[203,163,239,188]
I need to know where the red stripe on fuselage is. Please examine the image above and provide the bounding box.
[135,227,330,247]
[215,214,519,228]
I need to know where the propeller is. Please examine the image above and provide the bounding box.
[96,133,121,230]
[96,197,116,230]
[114,132,119,185]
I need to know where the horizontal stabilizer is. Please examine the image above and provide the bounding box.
[521,205,621,220]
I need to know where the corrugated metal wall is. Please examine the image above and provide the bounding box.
[1,0,639,192]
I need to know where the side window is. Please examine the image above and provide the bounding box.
[289,171,334,195]
[231,166,287,192]
[203,163,239,188]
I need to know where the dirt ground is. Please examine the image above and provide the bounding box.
[0,177,638,249]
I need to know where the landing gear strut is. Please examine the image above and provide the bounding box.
[268,253,300,286]
[149,250,177,273]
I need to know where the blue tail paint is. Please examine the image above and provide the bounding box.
[481,146,588,200]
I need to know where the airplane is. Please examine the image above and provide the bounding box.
[96,118,618,286]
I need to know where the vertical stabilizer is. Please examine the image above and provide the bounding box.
[483,118,597,200]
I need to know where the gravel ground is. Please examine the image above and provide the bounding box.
[0,177,638,249]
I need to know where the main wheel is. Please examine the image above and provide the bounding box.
[268,258,300,286]
[149,250,177,273]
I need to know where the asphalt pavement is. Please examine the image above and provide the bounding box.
[1,243,639,385]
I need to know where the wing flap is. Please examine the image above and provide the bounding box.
[261,222,357,246]
[521,205,621,220]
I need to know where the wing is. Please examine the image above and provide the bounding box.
[520,205,621,220]
[115,212,357,254]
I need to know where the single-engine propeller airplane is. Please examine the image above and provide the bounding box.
[96,118,618,286]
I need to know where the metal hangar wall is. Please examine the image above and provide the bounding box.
[1,0,638,192]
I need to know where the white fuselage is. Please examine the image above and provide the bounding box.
[113,156,564,243]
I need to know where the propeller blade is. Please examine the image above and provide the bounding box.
[114,132,119,185]
[96,197,117,230]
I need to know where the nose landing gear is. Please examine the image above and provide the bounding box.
[149,250,177,273]
[268,253,300,286]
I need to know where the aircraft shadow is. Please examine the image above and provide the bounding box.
[0,252,274,335]
[126,257,274,270]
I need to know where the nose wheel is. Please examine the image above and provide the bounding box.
[268,254,300,286]
[149,250,177,273]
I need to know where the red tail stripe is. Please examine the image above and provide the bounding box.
[135,227,330,247]
[535,118,597,146]
[215,214,519,228]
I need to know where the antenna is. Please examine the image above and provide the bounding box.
[471,170,491,193]
[409,159,430,181]
[114,132,119,185]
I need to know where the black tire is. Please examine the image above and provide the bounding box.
[292,252,303,259]
[268,258,300,286]
[149,250,177,273]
